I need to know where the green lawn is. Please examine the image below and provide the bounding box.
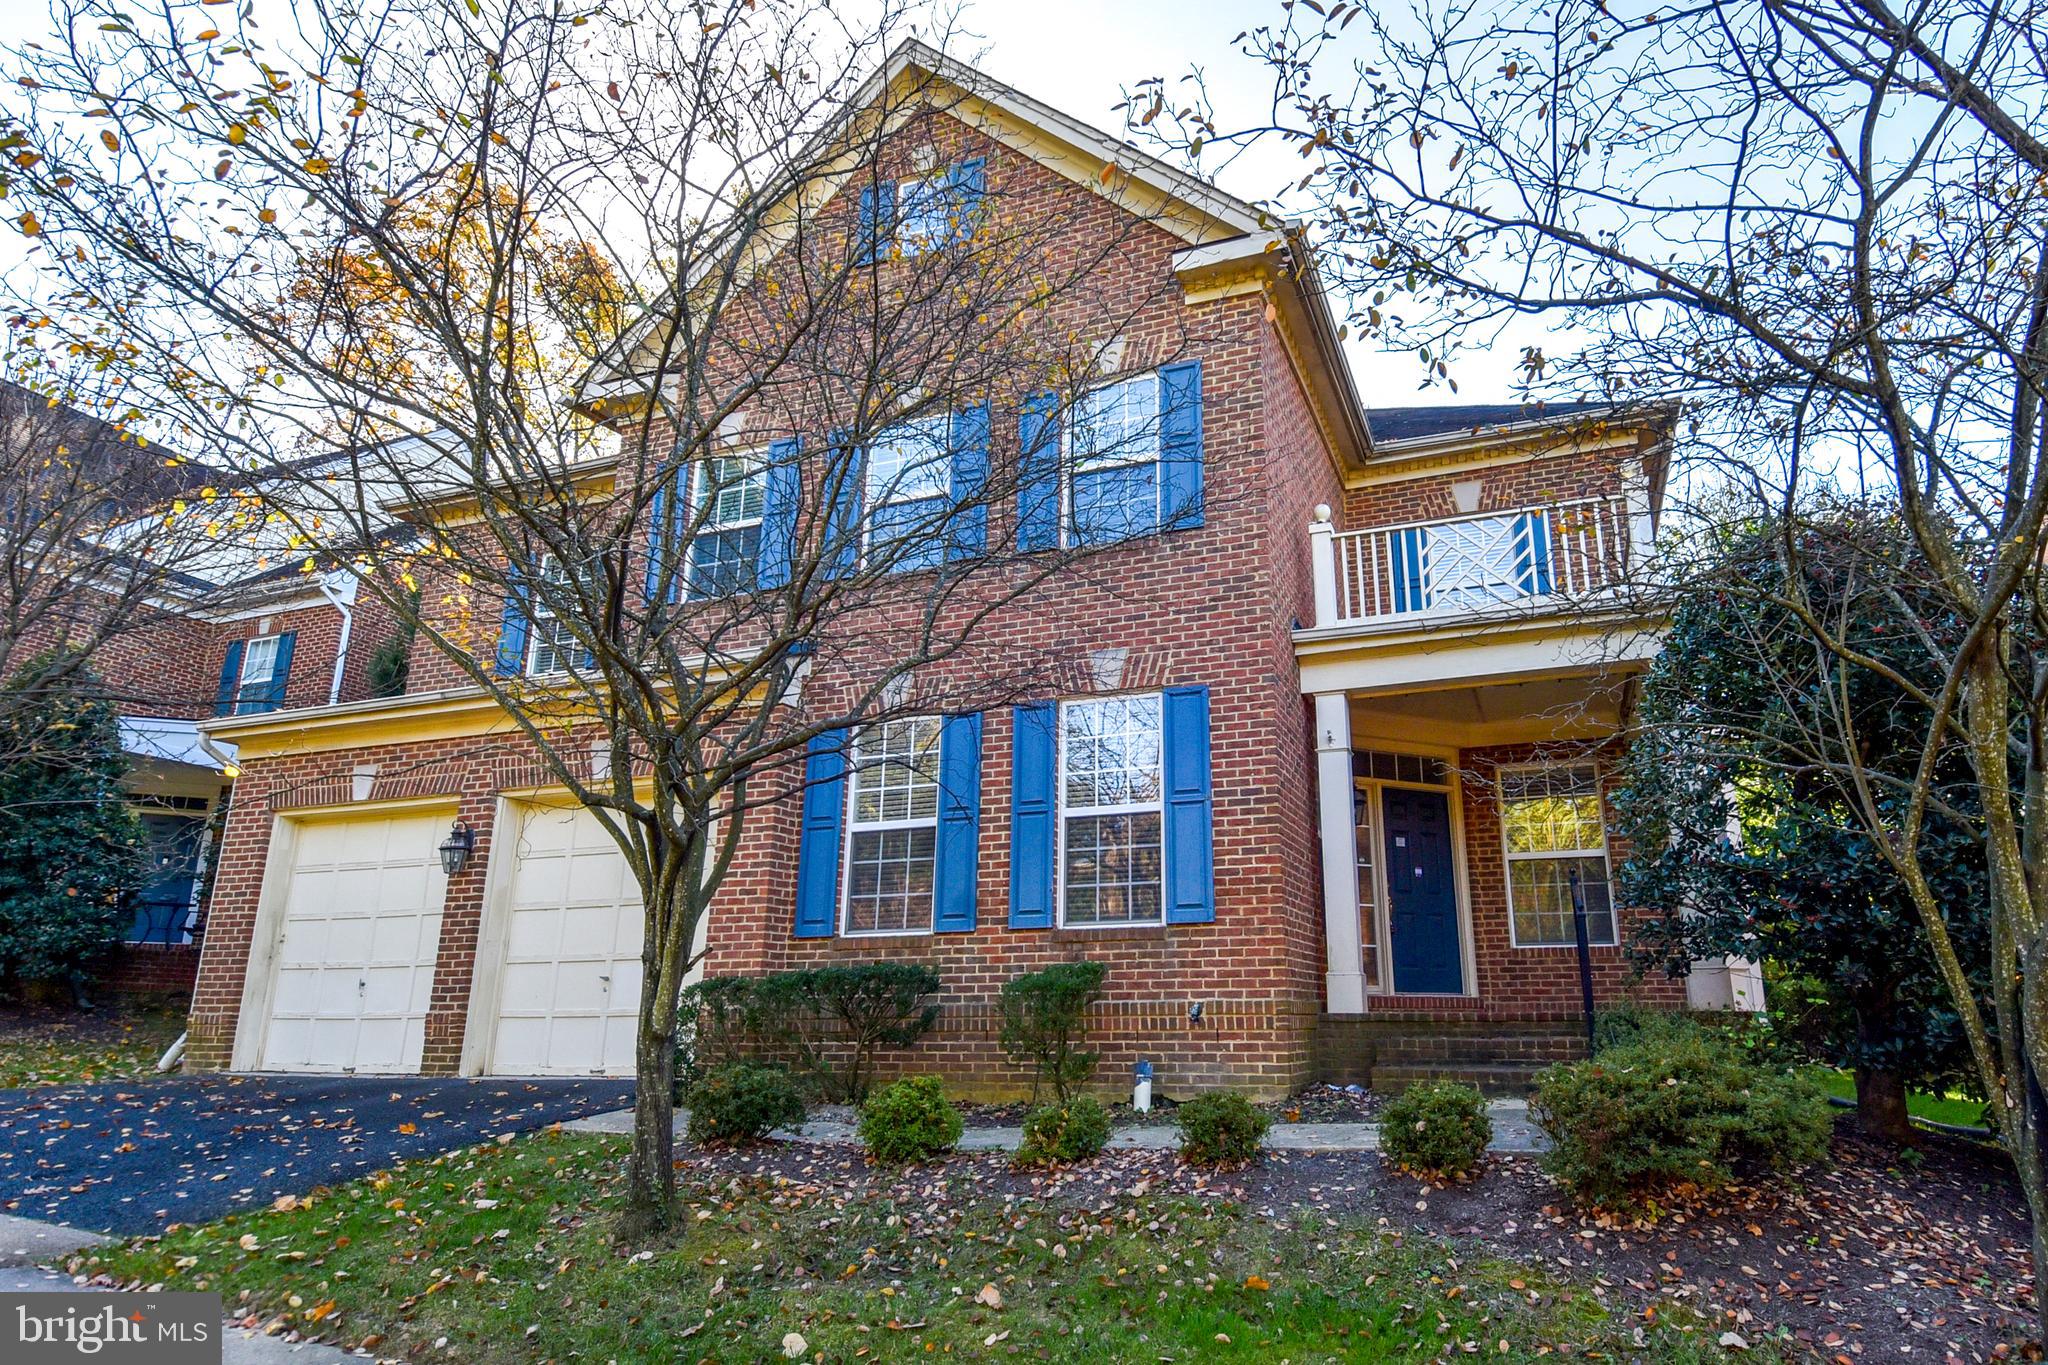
[0,1006,186,1089]
[1809,1068,1989,1129]
[78,1129,1762,1362]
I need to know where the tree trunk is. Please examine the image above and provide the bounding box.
[622,1010,677,1236]
[1851,1066,1913,1143]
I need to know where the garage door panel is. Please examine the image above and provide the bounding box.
[498,959,555,1005]
[562,903,618,949]
[257,812,447,1075]
[548,965,610,1013]
[505,907,562,959]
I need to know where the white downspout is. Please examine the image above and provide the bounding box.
[312,571,358,706]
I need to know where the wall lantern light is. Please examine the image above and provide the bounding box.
[437,820,476,877]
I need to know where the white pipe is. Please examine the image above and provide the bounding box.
[312,572,357,706]
[156,1032,187,1072]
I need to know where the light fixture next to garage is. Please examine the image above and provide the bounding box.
[437,820,476,877]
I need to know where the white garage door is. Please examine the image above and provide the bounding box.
[259,812,447,1074]
[487,804,657,1076]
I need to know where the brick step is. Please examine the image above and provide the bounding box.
[1371,1062,1549,1097]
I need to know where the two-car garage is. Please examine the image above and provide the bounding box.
[235,799,676,1077]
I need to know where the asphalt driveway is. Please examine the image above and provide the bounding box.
[0,1074,634,1234]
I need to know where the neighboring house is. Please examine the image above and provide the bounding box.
[184,44,1716,1095]
[69,441,417,998]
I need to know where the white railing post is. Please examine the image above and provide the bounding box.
[1309,504,1338,629]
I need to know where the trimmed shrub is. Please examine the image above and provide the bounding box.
[858,1075,963,1164]
[1378,1080,1491,1179]
[680,965,941,1102]
[998,961,1105,1101]
[1014,1095,1112,1167]
[1532,1019,1832,1210]
[683,1063,805,1147]
[1173,1091,1271,1166]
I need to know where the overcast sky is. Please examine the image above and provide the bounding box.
[0,0,1547,406]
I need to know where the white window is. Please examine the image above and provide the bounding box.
[1058,694,1164,927]
[895,174,954,252]
[688,450,768,597]
[841,717,943,935]
[1500,764,1616,948]
[863,416,951,572]
[236,634,279,708]
[1067,373,1161,545]
[525,554,586,676]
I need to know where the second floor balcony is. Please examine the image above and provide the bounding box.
[1306,495,1647,633]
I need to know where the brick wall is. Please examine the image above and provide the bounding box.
[95,943,200,1002]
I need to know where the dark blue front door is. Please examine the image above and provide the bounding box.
[1382,787,1462,994]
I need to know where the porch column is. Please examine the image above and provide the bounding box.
[1314,691,1367,1013]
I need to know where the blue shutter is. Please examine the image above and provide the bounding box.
[825,433,863,578]
[213,640,243,717]
[949,158,986,243]
[1158,360,1204,531]
[264,631,296,710]
[1016,394,1061,553]
[756,437,802,591]
[1390,526,1428,614]
[856,182,896,264]
[1007,701,1056,928]
[493,570,531,676]
[934,712,982,932]
[793,729,847,938]
[644,465,685,604]
[1162,685,1215,924]
[946,403,990,560]
[1515,510,1553,597]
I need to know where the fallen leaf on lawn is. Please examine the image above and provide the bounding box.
[781,1331,808,1358]
[1720,1332,1750,1350]
[1244,1274,1270,1291]
[976,1283,1003,1310]
[237,1234,259,1252]
[272,1195,298,1212]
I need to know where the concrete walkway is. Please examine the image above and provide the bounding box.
[563,1099,1549,1154]
[0,1223,365,1362]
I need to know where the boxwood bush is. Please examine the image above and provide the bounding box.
[1532,1018,1832,1209]
[1014,1094,1113,1167]
[1379,1079,1491,1179]
[1173,1091,1271,1166]
[684,1063,805,1147]
[857,1075,963,1164]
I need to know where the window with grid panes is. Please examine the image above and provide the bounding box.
[1059,694,1164,926]
[841,717,943,934]
[1499,764,1616,947]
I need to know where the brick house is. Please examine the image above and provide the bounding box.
[71,440,414,998]
[182,44,1744,1095]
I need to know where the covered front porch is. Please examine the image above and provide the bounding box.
[1295,495,1680,1025]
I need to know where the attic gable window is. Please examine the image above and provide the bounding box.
[857,159,986,263]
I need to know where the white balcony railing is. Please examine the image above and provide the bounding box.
[1308,495,1636,629]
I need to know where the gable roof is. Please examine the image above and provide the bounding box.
[582,39,1302,403]
[1366,402,1617,446]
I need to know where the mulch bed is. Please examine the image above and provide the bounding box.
[675,1121,2037,1362]
[812,1083,1383,1131]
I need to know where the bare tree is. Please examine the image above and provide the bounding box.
[5,0,1221,1226]
[1125,0,2048,1325]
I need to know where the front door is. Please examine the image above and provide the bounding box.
[1381,787,1462,994]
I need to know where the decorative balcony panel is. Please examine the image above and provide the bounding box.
[1317,496,1632,629]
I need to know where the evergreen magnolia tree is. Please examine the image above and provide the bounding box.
[1613,518,1993,1138]
[0,657,142,992]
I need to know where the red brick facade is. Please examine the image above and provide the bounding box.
[179,75,1676,1097]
